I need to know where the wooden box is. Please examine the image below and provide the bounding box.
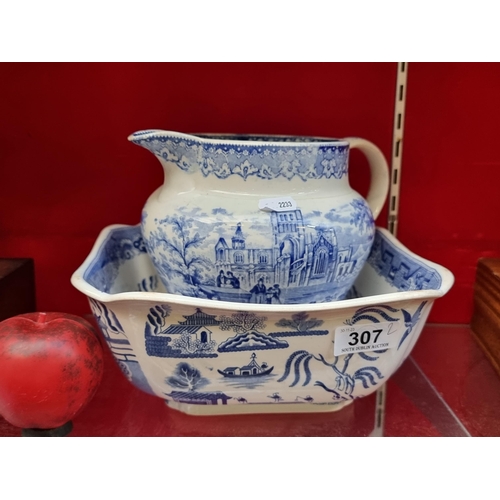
[0,259,36,322]
[471,258,500,378]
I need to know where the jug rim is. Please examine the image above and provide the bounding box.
[128,129,350,148]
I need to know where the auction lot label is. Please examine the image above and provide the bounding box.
[334,322,400,356]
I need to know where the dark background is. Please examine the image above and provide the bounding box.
[1,62,499,323]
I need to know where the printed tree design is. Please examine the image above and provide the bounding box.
[165,363,209,391]
[349,199,374,233]
[145,305,172,335]
[275,312,324,333]
[279,350,384,400]
[171,332,217,355]
[149,215,211,286]
[219,312,267,333]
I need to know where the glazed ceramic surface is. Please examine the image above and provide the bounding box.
[71,224,453,416]
[129,131,390,305]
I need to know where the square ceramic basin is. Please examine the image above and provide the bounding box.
[71,225,453,415]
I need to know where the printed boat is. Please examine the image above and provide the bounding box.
[217,353,274,378]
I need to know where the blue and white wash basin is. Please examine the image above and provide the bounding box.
[71,225,454,416]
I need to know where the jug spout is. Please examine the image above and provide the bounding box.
[128,129,202,172]
[128,129,191,143]
[128,129,192,155]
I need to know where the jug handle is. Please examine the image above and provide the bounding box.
[343,137,390,220]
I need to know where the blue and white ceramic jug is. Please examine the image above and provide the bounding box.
[129,131,389,305]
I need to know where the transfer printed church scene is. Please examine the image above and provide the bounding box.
[207,209,356,303]
[145,201,374,304]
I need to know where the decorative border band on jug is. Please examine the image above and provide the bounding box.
[129,133,350,181]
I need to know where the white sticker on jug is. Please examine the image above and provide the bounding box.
[334,322,401,356]
[258,196,297,212]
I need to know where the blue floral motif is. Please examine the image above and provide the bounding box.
[233,159,259,180]
[129,133,350,182]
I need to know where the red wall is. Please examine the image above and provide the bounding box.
[400,63,500,323]
[1,63,498,323]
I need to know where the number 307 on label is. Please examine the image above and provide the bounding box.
[334,322,400,356]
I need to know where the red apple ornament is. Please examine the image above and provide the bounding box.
[0,312,104,435]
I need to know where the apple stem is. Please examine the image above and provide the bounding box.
[37,312,47,323]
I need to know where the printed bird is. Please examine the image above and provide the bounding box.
[398,301,427,349]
